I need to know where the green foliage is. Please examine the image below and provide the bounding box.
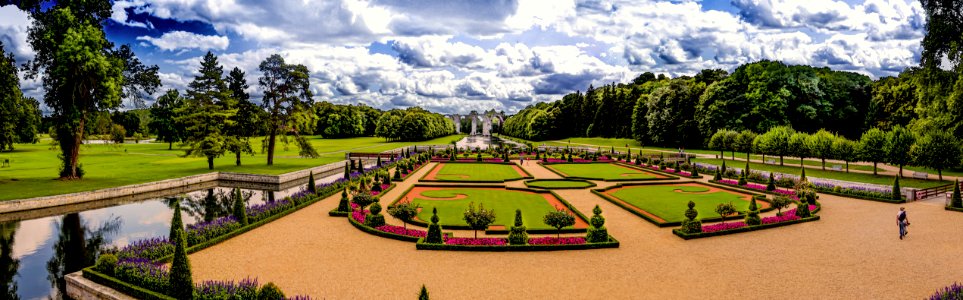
[259,54,317,165]
[713,168,722,181]
[766,172,776,191]
[95,253,118,276]
[352,194,376,211]
[374,107,455,141]
[170,200,183,242]
[337,189,350,212]
[0,42,41,151]
[586,205,609,243]
[748,197,758,211]
[344,163,351,180]
[910,130,962,180]
[680,201,702,233]
[543,207,576,238]
[757,126,795,166]
[859,128,888,175]
[744,209,761,226]
[387,202,420,230]
[169,229,193,300]
[232,188,248,225]
[770,196,792,216]
[419,285,430,300]
[892,176,902,200]
[507,209,528,245]
[714,202,736,224]
[885,125,915,173]
[425,207,444,244]
[738,170,747,185]
[952,180,962,208]
[176,52,236,170]
[794,201,812,218]
[307,171,317,194]
[257,282,285,300]
[463,202,496,238]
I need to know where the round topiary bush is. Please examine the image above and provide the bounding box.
[95,253,118,275]
[507,209,528,245]
[258,282,285,300]
[586,205,609,243]
[365,202,386,227]
[680,201,702,234]
[794,201,812,218]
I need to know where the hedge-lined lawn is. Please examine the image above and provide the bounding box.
[545,163,660,180]
[0,134,464,201]
[426,163,527,181]
[525,180,594,189]
[407,188,582,230]
[608,185,754,223]
[693,158,950,188]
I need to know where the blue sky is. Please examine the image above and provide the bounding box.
[0,0,927,113]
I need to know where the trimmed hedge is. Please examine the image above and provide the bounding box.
[82,268,175,300]
[417,162,534,183]
[945,206,963,213]
[591,181,772,227]
[814,187,906,203]
[523,179,597,190]
[672,215,821,240]
[617,162,702,179]
[414,237,620,251]
[540,162,681,182]
[330,183,398,217]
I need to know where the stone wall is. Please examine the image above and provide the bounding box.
[65,272,136,300]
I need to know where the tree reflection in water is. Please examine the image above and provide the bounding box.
[1,221,20,300]
[45,213,120,299]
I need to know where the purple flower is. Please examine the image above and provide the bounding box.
[928,283,963,300]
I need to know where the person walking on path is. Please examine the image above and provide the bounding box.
[520,154,525,165]
[898,207,910,240]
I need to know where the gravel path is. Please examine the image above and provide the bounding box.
[189,162,963,299]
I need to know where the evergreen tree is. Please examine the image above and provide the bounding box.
[892,176,902,200]
[169,228,193,299]
[952,180,962,208]
[419,285,430,300]
[344,162,351,180]
[766,173,776,191]
[307,171,317,194]
[425,207,444,243]
[169,200,183,243]
[149,89,186,150]
[232,188,248,225]
[586,205,609,243]
[177,52,235,170]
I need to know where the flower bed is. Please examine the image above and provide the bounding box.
[674,204,821,240]
[928,282,963,300]
[114,238,173,261]
[715,179,798,200]
[701,222,747,233]
[374,225,430,238]
[542,158,613,163]
[810,181,904,203]
[186,216,241,246]
[445,237,508,246]
[528,237,586,245]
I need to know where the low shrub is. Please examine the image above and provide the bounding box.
[258,282,285,300]
[365,203,386,227]
[445,237,507,246]
[927,282,963,300]
[186,216,241,246]
[507,209,528,245]
[425,208,444,244]
[95,253,118,276]
[680,201,702,234]
[528,237,586,245]
[196,278,259,299]
[585,205,609,243]
[794,201,812,218]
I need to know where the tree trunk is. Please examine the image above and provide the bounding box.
[61,116,86,179]
[939,170,943,181]
[168,142,173,150]
[873,162,878,175]
[235,152,241,166]
[731,151,735,160]
[898,165,903,178]
[207,156,214,170]
[474,230,477,239]
[846,161,850,173]
[822,158,826,170]
[779,156,784,166]
[267,129,277,166]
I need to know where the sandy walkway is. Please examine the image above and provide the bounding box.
[189,161,963,299]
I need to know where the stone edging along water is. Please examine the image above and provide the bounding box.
[0,145,432,215]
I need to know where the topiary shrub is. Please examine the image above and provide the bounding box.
[425,208,443,243]
[680,201,702,234]
[738,170,748,185]
[419,285,430,300]
[713,168,722,181]
[567,153,573,162]
[352,194,375,211]
[232,188,248,226]
[659,161,666,170]
[952,180,962,208]
[257,282,285,300]
[892,176,901,200]
[766,173,776,191]
[691,165,699,177]
[337,189,351,212]
[586,205,609,243]
[95,253,118,276]
[721,160,727,174]
[794,201,812,218]
[307,171,317,194]
[745,198,760,225]
[476,153,482,162]
[343,162,350,180]
[169,229,193,300]
[365,202,386,227]
[507,209,528,245]
[170,200,183,242]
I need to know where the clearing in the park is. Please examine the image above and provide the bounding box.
[421,162,531,182]
[600,183,766,224]
[544,162,665,181]
[394,186,588,231]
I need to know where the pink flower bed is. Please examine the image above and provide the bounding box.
[784,205,818,216]
[374,225,428,238]
[701,222,747,233]
[351,209,367,223]
[445,237,507,246]
[528,237,586,245]
[543,158,613,163]
[717,179,799,200]
[761,214,800,224]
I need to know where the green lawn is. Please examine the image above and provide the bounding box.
[525,180,594,189]
[693,158,950,188]
[609,185,753,223]
[0,134,465,201]
[429,163,526,182]
[409,188,578,230]
[545,163,659,180]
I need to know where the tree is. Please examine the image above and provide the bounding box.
[463,202,496,238]
[758,126,794,166]
[807,130,836,170]
[708,129,734,158]
[149,90,185,150]
[177,52,236,170]
[0,42,40,151]
[225,67,258,166]
[543,207,576,239]
[169,228,193,300]
[419,285,430,300]
[425,207,443,244]
[770,196,792,216]
[911,130,962,180]
[387,202,420,231]
[507,209,528,245]
[886,125,916,177]
[832,137,859,172]
[259,54,317,165]
[951,180,962,208]
[352,194,376,212]
[232,188,248,226]
[735,130,757,160]
[859,128,888,175]
[788,132,810,168]
[919,0,963,72]
[714,202,736,224]
[892,176,902,200]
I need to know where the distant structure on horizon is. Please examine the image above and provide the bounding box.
[447,110,504,136]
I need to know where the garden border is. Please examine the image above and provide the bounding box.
[539,161,679,182]
[328,183,398,216]
[616,162,703,179]
[414,236,620,251]
[945,206,963,213]
[417,162,534,183]
[523,179,597,190]
[81,268,175,300]
[591,181,771,227]
[386,183,590,234]
[672,215,821,240]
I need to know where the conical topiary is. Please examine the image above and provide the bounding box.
[419,285,430,300]
[738,170,748,185]
[691,166,699,177]
[713,168,722,181]
[377,155,382,167]
[169,228,192,300]
[343,162,350,180]
[892,176,901,200]
[586,205,609,243]
[365,202,386,227]
[680,201,702,234]
[307,171,317,194]
[952,180,962,208]
[169,200,183,243]
[337,189,350,212]
[721,159,727,174]
[232,188,248,225]
[425,207,443,243]
[507,209,528,245]
[795,201,812,218]
[766,173,776,191]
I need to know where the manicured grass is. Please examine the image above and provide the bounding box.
[409,188,576,230]
[693,158,950,188]
[545,163,659,180]
[525,180,594,189]
[609,185,753,223]
[0,134,465,201]
[902,165,963,178]
[429,163,526,182]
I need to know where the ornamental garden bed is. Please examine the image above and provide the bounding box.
[593,182,770,227]
[387,184,590,234]
[414,236,620,251]
[672,204,821,240]
[541,162,673,181]
[623,162,702,179]
[419,162,533,183]
[524,179,597,189]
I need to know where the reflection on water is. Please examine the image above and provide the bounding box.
[0,185,303,300]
